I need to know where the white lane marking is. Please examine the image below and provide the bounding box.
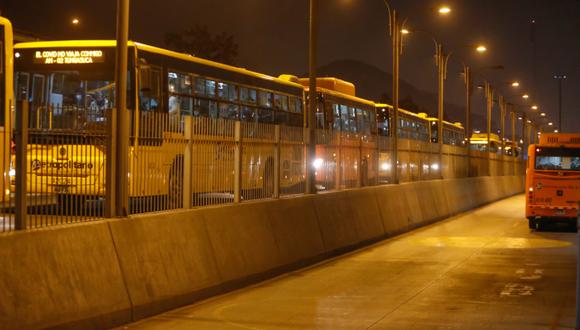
[501,283,535,297]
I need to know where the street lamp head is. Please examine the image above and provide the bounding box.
[548,122,553,126]
[511,81,520,87]
[438,6,451,15]
[401,28,410,35]
[522,94,529,99]
[554,129,559,133]
[72,18,80,25]
[476,45,487,53]
[540,112,546,117]
[531,105,538,110]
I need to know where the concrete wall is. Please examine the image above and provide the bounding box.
[0,176,524,329]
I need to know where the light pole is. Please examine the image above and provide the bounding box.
[306,0,318,194]
[484,81,494,175]
[553,74,566,133]
[382,0,402,184]
[436,43,450,178]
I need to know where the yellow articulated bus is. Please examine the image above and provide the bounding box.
[14,40,305,212]
[469,133,501,153]
[299,77,377,190]
[0,16,13,205]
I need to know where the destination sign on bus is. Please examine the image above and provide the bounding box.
[33,49,105,64]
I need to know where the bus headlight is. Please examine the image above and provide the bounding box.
[313,158,324,169]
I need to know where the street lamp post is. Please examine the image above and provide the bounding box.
[484,81,494,176]
[553,74,566,133]
[106,0,130,217]
[436,43,450,179]
[306,0,318,194]
[463,65,472,177]
[382,0,402,184]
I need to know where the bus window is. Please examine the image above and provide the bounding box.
[240,87,257,104]
[240,106,256,122]
[217,82,237,101]
[140,66,161,112]
[535,149,580,171]
[258,90,272,108]
[168,71,193,116]
[219,102,239,120]
[257,107,273,123]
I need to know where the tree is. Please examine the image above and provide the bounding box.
[165,25,239,65]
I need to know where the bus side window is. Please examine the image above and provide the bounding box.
[139,65,162,113]
[138,65,163,146]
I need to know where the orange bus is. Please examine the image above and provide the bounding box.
[526,133,580,229]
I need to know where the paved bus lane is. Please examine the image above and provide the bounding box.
[119,195,577,329]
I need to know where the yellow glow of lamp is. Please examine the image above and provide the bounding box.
[511,81,520,87]
[401,29,410,35]
[438,6,451,15]
[476,45,487,53]
[531,105,538,110]
[72,18,80,25]
[522,94,529,99]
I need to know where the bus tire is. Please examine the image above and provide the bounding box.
[263,158,274,197]
[168,158,184,209]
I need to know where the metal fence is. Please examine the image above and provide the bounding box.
[6,100,526,231]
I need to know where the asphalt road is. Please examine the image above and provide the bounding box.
[119,195,578,329]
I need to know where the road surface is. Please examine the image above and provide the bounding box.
[119,195,577,329]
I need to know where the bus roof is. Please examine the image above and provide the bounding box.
[538,133,580,146]
[302,85,375,107]
[470,133,500,143]
[297,77,355,96]
[14,40,304,90]
[374,104,429,120]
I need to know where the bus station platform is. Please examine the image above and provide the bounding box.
[119,195,577,329]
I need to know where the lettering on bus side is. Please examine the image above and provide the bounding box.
[31,159,94,171]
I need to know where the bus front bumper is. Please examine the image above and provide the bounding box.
[527,205,578,219]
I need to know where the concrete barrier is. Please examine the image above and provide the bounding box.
[0,176,524,329]
[0,223,132,330]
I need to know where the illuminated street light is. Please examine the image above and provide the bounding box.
[72,18,80,25]
[531,105,538,110]
[511,81,520,87]
[540,112,546,117]
[438,6,451,15]
[548,122,553,126]
[554,129,559,133]
[522,94,529,99]
[401,28,410,35]
[476,45,487,53]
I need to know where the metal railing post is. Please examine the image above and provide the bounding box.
[14,101,28,230]
[336,131,342,190]
[234,121,242,203]
[274,125,281,199]
[357,135,363,188]
[183,116,193,208]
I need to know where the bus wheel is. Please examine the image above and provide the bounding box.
[528,218,542,231]
[168,160,184,209]
[263,158,274,197]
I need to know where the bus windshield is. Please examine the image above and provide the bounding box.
[534,147,580,171]
[14,46,133,130]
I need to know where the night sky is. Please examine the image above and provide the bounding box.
[2,0,579,133]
